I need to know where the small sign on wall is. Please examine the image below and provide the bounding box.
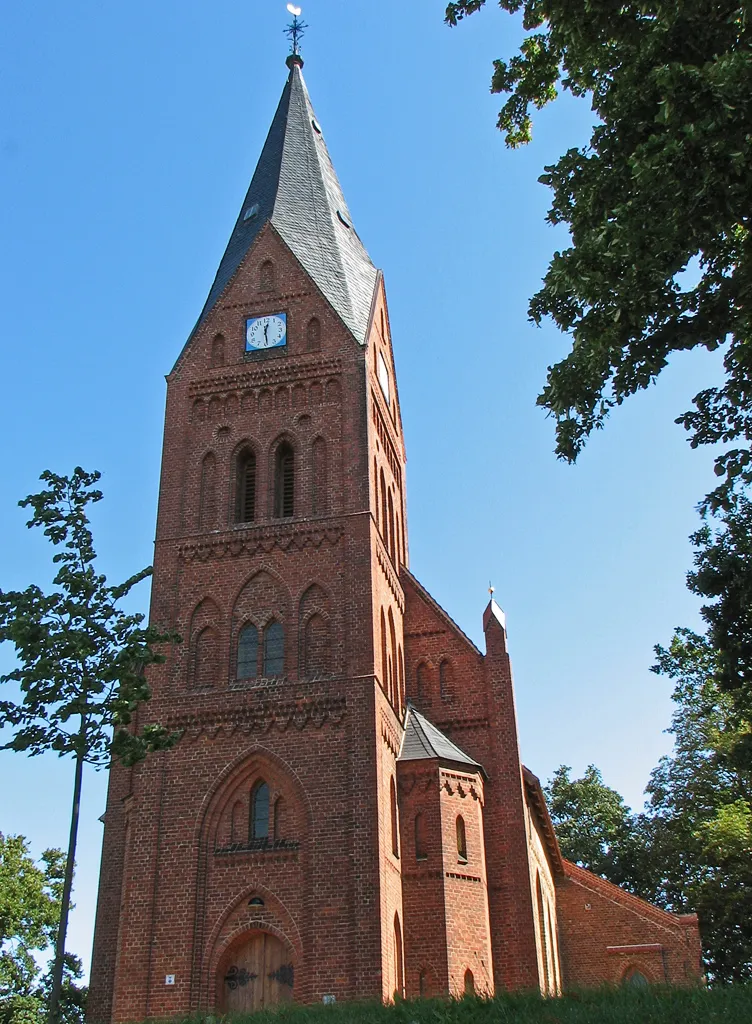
[322,994,336,1004]
[165,975,175,986]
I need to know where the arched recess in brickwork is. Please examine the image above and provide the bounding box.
[388,609,398,714]
[188,598,222,690]
[463,969,475,996]
[259,260,275,291]
[390,777,399,858]
[231,569,290,680]
[311,437,328,515]
[380,608,388,696]
[397,644,404,714]
[199,451,218,531]
[415,662,429,706]
[298,584,332,679]
[393,913,404,1000]
[379,468,388,543]
[439,659,453,702]
[306,317,321,351]
[536,873,551,996]
[211,333,225,367]
[387,488,396,563]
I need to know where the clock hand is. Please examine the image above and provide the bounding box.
[263,322,269,344]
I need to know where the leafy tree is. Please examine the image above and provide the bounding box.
[684,498,752,761]
[544,764,649,897]
[0,469,179,1022]
[649,627,752,982]
[445,2,752,509]
[0,834,85,1024]
[545,629,752,980]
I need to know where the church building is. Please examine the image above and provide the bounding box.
[88,46,703,1022]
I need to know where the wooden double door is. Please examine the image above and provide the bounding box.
[219,932,294,1013]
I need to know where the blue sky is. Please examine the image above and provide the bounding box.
[1,1,724,979]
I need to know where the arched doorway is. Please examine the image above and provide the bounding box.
[218,931,295,1013]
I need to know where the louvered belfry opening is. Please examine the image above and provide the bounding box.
[275,442,295,518]
[237,449,256,523]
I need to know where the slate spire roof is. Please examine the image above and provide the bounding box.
[190,57,378,346]
[399,706,485,776]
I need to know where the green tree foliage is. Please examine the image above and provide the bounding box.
[0,834,85,1024]
[544,764,648,896]
[546,629,752,981]
[684,498,752,759]
[649,628,752,982]
[0,469,179,1021]
[445,2,752,508]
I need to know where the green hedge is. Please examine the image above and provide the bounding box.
[161,986,752,1024]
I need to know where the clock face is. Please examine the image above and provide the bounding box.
[245,313,287,351]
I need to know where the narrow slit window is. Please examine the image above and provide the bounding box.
[237,624,259,679]
[237,450,256,523]
[263,620,284,676]
[390,777,399,858]
[456,815,467,862]
[250,781,270,841]
[275,442,295,518]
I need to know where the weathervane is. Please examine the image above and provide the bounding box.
[285,4,308,56]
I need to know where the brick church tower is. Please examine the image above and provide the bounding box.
[88,49,703,1023]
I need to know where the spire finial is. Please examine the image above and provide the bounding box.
[488,582,495,598]
[285,4,308,65]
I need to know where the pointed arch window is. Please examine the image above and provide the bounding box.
[237,449,257,524]
[263,620,284,676]
[237,624,259,680]
[414,812,427,860]
[250,781,270,841]
[456,815,467,863]
[464,970,475,996]
[390,777,399,859]
[275,442,295,518]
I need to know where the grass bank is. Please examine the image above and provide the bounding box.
[163,985,751,1024]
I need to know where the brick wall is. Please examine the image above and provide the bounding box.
[557,861,703,987]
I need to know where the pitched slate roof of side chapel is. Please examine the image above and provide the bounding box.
[188,57,379,349]
[399,706,485,776]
